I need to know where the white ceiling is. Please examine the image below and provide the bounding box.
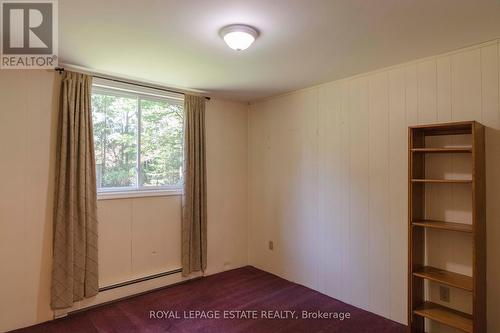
[59,0,500,102]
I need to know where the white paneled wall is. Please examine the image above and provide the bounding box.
[98,196,182,287]
[248,40,500,332]
[0,70,58,333]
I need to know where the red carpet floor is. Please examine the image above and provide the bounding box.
[12,266,406,333]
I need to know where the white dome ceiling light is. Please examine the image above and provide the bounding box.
[220,24,259,51]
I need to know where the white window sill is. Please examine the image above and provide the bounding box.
[97,189,182,200]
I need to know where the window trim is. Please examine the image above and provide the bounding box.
[92,78,184,198]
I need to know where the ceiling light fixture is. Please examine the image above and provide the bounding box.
[220,24,259,51]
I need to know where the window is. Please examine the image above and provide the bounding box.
[91,78,184,194]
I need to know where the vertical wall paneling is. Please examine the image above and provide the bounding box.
[348,77,370,309]
[312,90,321,291]
[25,72,54,323]
[249,41,500,331]
[368,72,391,317]
[205,98,250,275]
[417,60,438,124]
[130,196,181,279]
[437,56,453,122]
[247,104,270,271]
[317,86,328,296]
[480,43,499,333]
[340,81,352,303]
[480,43,500,129]
[97,199,133,287]
[388,68,408,324]
[405,64,419,126]
[451,49,482,122]
[0,71,58,331]
[485,46,500,332]
[318,83,343,298]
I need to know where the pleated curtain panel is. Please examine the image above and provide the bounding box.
[182,95,207,276]
[51,71,99,309]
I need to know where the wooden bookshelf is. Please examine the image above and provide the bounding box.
[408,121,486,333]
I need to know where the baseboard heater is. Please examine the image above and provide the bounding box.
[57,268,186,318]
[99,268,182,292]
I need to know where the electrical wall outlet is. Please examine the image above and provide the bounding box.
[439,286,450,302]
[268,241,274,250]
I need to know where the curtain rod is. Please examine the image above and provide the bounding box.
[54,67,211,101]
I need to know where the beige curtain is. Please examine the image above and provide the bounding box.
[51,71,99,309]
[182,95,207,276]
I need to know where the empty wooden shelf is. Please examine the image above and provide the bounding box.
[408,121,485,333]
[411,179,472,184]
[411,219,473,233]
[413,266,473,291]
[411,147,472,153]
[414,302,473,333]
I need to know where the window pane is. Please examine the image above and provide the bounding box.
[140,98,183,187]
[92,92,138,189]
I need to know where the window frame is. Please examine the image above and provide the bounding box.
[91,79,184,199]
